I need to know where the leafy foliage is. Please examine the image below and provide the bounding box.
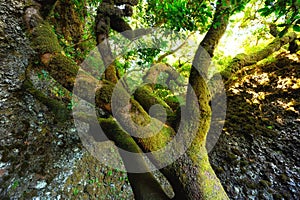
[141,0,213,32]
[258,0,300,36]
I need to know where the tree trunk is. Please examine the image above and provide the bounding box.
[24,0,235,199]
[200,0,232,57]
[51,0,85,47]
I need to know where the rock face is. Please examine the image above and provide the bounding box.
[0,0,85,198]
[0,1,133,199]
[209,55,300,199]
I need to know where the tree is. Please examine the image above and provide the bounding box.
[21,0,299,199]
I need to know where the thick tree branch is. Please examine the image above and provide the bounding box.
[168,0,233,199]
[74,113,170,200]
[24,4,173,199]
[199,0,232,57]
[223,31,298,79]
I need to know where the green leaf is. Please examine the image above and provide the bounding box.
[258,7,269,13]
[277,23,286,27]
[73,188,79,195]
[293,24,300,32]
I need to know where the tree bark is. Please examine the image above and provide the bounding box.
[28,17,226,199]
[51,0,85,54]
[75,115,171,200]
[199,0,232,57]
[163,0,233,198]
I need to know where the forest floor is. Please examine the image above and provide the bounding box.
[209,53,300,199]
[0,0,299,199]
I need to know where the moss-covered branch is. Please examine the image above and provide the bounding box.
[168,0,233,198]
[74,114,170,199]
[22,69,70,122]
[143,63,185,87]
[133,84,175,124]
[222,31,297,79]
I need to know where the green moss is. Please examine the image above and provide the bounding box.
[279,173,288,182]
[231,148,242,156]
[196,152,229,200]
[213,165,225,174]
[31,22,62,54]
[138,125,175,151]
[164,96,180,111]
[134,85,173,117]
[97,83,114,104]
[239,160,249,167]
[129,98,151,126]
[244,180,257,189]
[98,118,141,153]
[273,193,283,200]
[259,180,271,188]
[49,54,79,76]
[22,79,70,122]
[226,152,238,162]
[241,167,247,173]
[244,124,256,132]
[47,54,79,90]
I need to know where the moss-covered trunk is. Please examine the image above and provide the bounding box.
[50,0,85,53]
[24,0,235,199]
[24,4,173,199]
[199,0,231,57]
[221,32,298,79]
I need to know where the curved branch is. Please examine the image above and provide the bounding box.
[143,63,185,87]
[74,113,170,200]
[199,0,232,57]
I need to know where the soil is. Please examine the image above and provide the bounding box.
[209,53,300,199]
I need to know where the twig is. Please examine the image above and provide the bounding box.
[155,32,195,63]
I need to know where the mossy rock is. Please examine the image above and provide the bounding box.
[273,193,282,200]
[278,173,288,182]
[259,180,271,188]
